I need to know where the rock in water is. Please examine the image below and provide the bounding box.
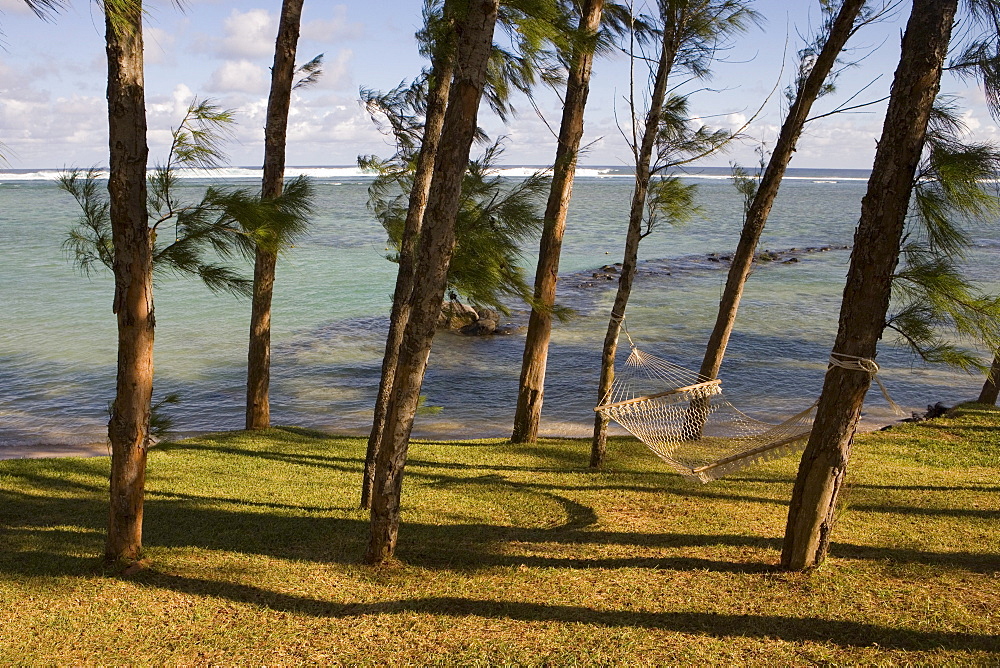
[460,318,497,336]
[438,301,478,329]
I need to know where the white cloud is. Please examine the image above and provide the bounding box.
[144,26,176,66]
[217,8,277,59]
[301,5,364,42]
[207,60,269,94]
[311,49,354,91]
[792,118,884,169]
[0,93,105,166]
[960,108,982,132]
[146,84,197,122]
[723,113,748,131]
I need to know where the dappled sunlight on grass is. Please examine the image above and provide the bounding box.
[0,407,998,663]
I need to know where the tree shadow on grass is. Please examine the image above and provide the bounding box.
[851,482,1000,494]
[831,543,999,574]
[156,441,361,474]
[0,479,783,576]
[4,485,995,578]
[161,438,604,478]
[115,571,999,654]
[848,503,999,521]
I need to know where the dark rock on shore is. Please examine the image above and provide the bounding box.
[881,401,952,430]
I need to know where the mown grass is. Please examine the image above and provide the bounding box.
[1,405,997,665]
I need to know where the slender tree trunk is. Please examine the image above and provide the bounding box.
[978,353,1000,405]
[246,0,304,430]
[781,0,958,571]
[365,0,498,564]
[591,20,679,467]
[104,1,152,563]
[361,51,455,510]
[511,0,605,444]
[246,249,276,430]
[699,0,867,382]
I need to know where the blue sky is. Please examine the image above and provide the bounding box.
[0,0,995,169]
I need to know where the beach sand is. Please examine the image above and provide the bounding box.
[0,413,911,462]
[0,442,110,461]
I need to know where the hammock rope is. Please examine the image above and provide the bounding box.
[828,352,905,415]
[595,324,899,483]
[595,342,817,483]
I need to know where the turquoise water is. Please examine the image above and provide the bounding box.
[0,168,995,450]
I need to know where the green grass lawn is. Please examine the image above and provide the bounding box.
[1,405,997,665]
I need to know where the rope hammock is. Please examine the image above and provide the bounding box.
[595,344,817,482]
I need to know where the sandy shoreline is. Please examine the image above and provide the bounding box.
[0,412,917,461]
[0,442,111,460]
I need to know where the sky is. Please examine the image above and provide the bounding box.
[0,0,997,170]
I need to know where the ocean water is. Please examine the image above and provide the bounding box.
[0,166,995,451]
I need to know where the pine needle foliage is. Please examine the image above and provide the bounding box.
[949,1,1000,119]
[641,175,699,239]
[365,141,548,314]
[419,0,579,122]
[648,0,762,81]
[887,98,1000,372]
[61,98,313,298]
[653,94,733,170]
[23,0,64,20]
[293,54,324,90]
[783,0,890,108]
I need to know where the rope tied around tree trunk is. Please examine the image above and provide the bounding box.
[828,352,905,415]
[613,312,637,349]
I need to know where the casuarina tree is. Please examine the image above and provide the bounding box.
[510,0,608,444]
[360,9,457,509]
[365,0,500,565]
[781,0,961,571]
[698,0,886,385]
[360,0,574,509]
[979,354,1000,404]
[590,0,756,468]
[64,95,314,563]
[103,0,152,564]
[246,0,320,430]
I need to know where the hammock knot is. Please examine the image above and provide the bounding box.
[828,352,905,415]
[828,352,879,374]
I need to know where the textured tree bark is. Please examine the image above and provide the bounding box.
[104,1,152,563]
[699,0,867,383]
[978,353,1000,405]
[365,0,498,564]
[511,0,605,445]
[246,0,304,430]
[361,50,455,510]
[591,14,679,468]
[781,0,958,572]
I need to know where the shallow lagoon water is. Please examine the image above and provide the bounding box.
[0,167,995,450]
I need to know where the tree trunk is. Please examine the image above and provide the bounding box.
[246,0,304,431]
[591,15,679,468]
[781,0,958,571]
[699,0,867,382]
[246,249,276,430]
[104,1,152,564]
[361,50,455,510]
[978,353,1000,405]
[365,0,498,564]
[511,0,605,444]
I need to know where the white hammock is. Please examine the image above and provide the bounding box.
[595,346,816,483]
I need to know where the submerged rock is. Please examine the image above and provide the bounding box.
[460,318,497,336]
[438,301,478,329]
